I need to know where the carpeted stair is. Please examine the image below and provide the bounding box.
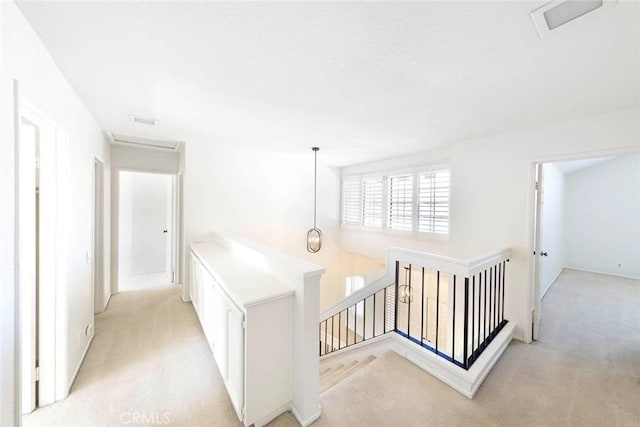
[319,355,376,394]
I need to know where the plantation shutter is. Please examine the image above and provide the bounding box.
[418,169,450,234]
[388,174,414,231]
[362,176,384,227]
[342,177,362,225]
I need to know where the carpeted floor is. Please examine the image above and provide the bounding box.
[24,269,639,426]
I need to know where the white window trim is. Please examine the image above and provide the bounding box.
[340,162,451,242]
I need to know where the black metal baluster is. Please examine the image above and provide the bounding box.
[373,291,377,338]
[394,262,399,332]
[421,267,425,346]
[383,286,387,333]
[407,264,412,339]
[493,265,497,335]
[319,323,322,356]
[363,298,366,340]
[502,261,507,321]
[338,311,342,350]
[463,277,469,368]
[489,266,493,337]
[436,270,440,353]
[471,275,475,360]
[477,273,481,352]
[452,275,456,361]
[331,315,334,352]
[324,319,328,354]
[353,304,357,344]
[484,269,487,343]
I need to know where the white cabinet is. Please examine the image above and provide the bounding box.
[189,242,294,427]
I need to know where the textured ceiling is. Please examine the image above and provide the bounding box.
[16,1,640,165]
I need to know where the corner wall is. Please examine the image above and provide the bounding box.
[564,153,640,278]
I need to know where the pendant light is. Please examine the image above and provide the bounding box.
[399,266,413,304]
[307,147,322,253]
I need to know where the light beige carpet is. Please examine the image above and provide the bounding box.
[24,269,639,426]
[23,286,242,426]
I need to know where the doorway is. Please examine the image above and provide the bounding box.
[117,170,177,291]
[529,151,640,341]
[18,105,59,415]
[93,158,105,313]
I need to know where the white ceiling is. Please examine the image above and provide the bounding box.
[554,155,616,174]
[16,1,639,166]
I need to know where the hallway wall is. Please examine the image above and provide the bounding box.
[1,2,112,424]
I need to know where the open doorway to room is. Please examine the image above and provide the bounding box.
[117,170,177,291]
[17,103,63,417]
[530,152,640,342]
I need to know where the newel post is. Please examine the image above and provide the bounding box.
[291,269,324,426]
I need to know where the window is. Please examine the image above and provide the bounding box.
[341,165,450,237]
[362,176,384,227]
[418,170,450,235]
[388,174,413,231]
[342,177,361,225]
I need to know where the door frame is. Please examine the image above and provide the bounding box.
[15,95,67,418]
[524,146,640,343]
[111,167,182,293]
[93,157,106,313]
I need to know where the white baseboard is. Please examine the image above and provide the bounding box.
[319,323,516,399]
[102,293,112,311]
[564,266,640,280]
[540,267,565,300]
[67,334,94,395]
[291,405,321,427]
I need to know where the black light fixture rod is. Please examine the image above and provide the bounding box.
[312,147,319,228]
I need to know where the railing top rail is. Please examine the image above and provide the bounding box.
[319,246,510,322]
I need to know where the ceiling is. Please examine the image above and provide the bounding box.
[554,155,616,174]
[16,1,639,166]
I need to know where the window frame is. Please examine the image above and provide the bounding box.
[340,163,450,241]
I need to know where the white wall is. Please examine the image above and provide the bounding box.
[184,143,342,310]
[539,163,565,297]
[1,2,111,424]
[564,154,640,279]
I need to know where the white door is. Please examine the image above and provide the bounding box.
[19,124,37,414]
[130,172,170,275]
[165,176,175,283]
[532,164,544,341]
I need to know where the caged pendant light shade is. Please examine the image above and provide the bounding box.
[307,147,322,253]
[399,266,413,304]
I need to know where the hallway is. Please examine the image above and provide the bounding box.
[23,270,639,426]
[23,286,240,426]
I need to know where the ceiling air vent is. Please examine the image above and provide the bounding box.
[530,0,615,38]
[129,114,159,127]
[110,133,181,151]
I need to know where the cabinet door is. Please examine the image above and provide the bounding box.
[213,287,228,379]
[189,254,198,306]
[227,304,244,421]
[200,272,215,351]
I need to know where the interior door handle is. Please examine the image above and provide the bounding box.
[540,251,548,257]
[163,229,168,234]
